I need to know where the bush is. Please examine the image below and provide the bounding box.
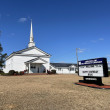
[14,71,19,75]
[108,71,110,76]
[75,71,78,73]
[6,70,25,76]
[0,72,5,75]
[0,70,5,75]
[50,70,56,74]
[43,69,46,73]
[8,70,15,75]
[4,73,8,76]
[19,71,24,75]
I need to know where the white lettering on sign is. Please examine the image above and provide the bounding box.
[79,60,102,65]
[79,64,104,77]
[85,78,97,80]
[78,58,108,77]
[82,71,98,73]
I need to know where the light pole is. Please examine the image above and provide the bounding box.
[76,48,80,72]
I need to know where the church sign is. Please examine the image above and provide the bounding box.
[78,58,108,77]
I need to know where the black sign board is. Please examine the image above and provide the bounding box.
[78,58,108,77]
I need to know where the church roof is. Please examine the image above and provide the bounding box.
[14,46,50,55]
[25,57,48,63]
[6,21,51,61]
[6,46,51,60]
[50,63,77,68]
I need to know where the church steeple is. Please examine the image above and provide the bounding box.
[28,20,35,47]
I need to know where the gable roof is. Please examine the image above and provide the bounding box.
[15,46,50,55]
[25,57,48,63]
[50,63,77,68]
[6,46,51,60]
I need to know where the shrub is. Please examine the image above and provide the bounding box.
[0,70,5,75]
[8,70,15,75]
[75,71,78,73]
[14,71,19,75]
[43,69,46,73]
[4,73,8,76]
[108,71,110,76]
[50,70,56,74]
[0,70,4,73]
[19,71,24,75]
[0,72,5,75]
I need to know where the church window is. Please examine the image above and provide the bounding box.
[58,68,61,71]
[31,66,36,69]
[50,66,52,69]
[70,68,74,71]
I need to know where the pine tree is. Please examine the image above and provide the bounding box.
[0,43,7,70]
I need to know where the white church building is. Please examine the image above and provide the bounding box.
[3,21,77,74]
[4,21,51,73]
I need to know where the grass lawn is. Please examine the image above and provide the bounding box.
[0,74,110,110]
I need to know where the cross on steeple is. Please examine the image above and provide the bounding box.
[28,20,35,47]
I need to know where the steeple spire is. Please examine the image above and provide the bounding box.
[28,20,35,47]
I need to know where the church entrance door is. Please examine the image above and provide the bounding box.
[30,64,36,73]
[36,67,39,73]
[36,64,42,73]
[28,63,45,73]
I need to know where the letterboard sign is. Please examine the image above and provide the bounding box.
[78,58,108,77]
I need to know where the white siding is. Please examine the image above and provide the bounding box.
[3,49,50,73]
[22,48,45,55]
[3,57,14,73]
[50,65,76,74]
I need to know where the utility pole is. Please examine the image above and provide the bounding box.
[76,48,80,72]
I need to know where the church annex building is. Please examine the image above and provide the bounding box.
[3,21,77,74]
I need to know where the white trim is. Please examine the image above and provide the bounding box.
[29,63,30,73]
[6,46,51,61]
[25,57,48,64]
[15,54,50,58]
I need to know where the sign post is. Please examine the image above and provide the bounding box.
[76,58,109,87]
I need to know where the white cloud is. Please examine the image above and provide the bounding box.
[59,61,65,63]
[6,14,10,17]
[78,50,84,53]
[11,33,15,36]
[99,38,104,41]
[90,38,104,43]
[27,16,31,20]
[107,62,110,67]
[0,14,10,19]
[91,40,97,43]
[106,55,110,57]
[18,18,27,22]
[78,48,86,53]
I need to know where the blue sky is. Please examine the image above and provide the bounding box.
[0,0,110,64]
